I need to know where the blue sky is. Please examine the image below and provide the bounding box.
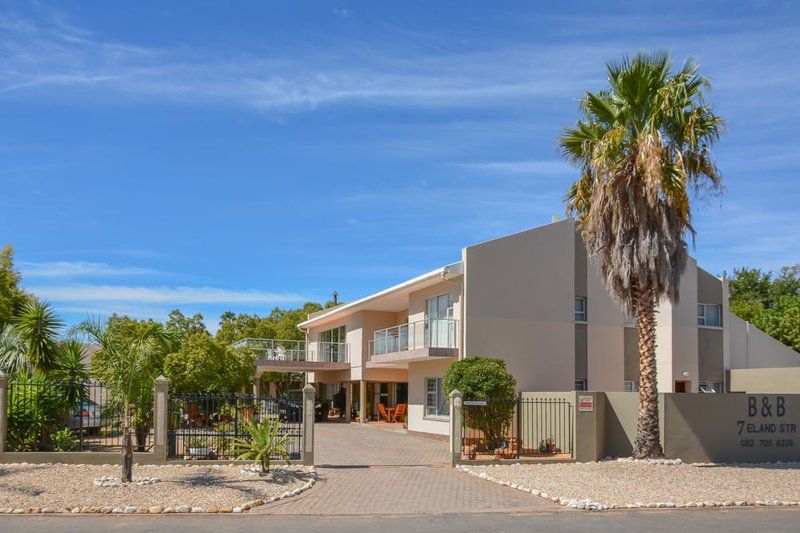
[2,1,799,332]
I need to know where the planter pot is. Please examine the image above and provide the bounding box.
[188,447,211,457]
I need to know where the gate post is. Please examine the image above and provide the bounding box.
[0,373,8,455]
[153,376,169,462]
[449,389,463,467]
[302,384,315,465]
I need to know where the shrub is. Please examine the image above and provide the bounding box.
[233,418,292,473]
[51,428,80,451]
[443,357,517,450]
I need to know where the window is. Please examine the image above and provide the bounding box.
[624,380,640,392]
[574,379,587,391]
[699,381,722,393]
[426,293,456,348]
[574,297,587,322]
[425,378,449,417]
[320,325,346,362]
[697,304,722,327]
[623,313,637,327]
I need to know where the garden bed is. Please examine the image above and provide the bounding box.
[459,460,800,511]
[0,463,315,514]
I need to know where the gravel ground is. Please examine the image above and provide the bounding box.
[461,461,800,510]
[0,463,313,512]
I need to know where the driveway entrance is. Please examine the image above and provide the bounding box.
[254,423,558,515]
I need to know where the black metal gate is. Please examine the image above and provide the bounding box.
[461,397,573,460]
[167,392,302,460]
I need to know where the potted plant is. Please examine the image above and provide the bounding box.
[233,418,292,474]
[545,436,558,454]
[186,436,211,458]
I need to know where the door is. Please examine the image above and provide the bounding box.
[426,293,454,347]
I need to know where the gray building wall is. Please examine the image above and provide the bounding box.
[623,328,640,382]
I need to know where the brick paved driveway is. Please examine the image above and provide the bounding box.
[254,423,558,515]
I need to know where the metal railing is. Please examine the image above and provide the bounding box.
[369,318,458,356]
[6,379,152,453]
[460,397,573,460]
[167,392,302,460]
[232,338,310,362]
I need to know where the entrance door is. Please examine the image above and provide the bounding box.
[426,293,454,347]
[674,380,689,393]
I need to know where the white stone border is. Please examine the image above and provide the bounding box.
[456,463,800,512]
[0,463,318,515]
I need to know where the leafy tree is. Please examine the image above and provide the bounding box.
[728,265,800,352]
[560,51,724,458]
[0,244,30,327]
[164,333,254,393]
[166,309,208,337]
[443,357,517,450]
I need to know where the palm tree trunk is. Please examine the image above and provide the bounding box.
[633,286,665,458]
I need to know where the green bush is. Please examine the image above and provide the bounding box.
[443,357,517,450]
[51,428,80,451]
[6,375,71,451]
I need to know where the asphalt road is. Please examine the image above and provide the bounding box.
[1,508,799,532]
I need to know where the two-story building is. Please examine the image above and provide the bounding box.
[244,220,800,437]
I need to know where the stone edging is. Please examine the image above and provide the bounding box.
[0,464,318,515]
[456,463,800,512]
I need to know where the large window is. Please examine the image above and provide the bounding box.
[426,293,456,348]
[320,325,346,362]
[574,379,587,391]
[425,378,449,418]
[574,297,587,322]
[697,304,722,327]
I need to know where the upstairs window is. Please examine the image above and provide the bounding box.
[697,304,722,327]
[574,297,587,322]
[574,379,587,391]
[624,380,640,392]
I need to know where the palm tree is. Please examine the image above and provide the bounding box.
[559,51,723,458]
[0,300,63,375]
[72,316,177,480]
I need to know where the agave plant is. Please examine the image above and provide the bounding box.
[233,418,292,473]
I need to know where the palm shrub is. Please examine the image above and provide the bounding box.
[233,418,292,473]
[559,51,723,458]
[6,374,67,451]
[443,357,517,451]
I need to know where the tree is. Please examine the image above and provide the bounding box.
[559,51,724,458]
[728,265,800,352]
[165,309,208,337]
[443,357,517,450]
[163,333,254,393]
[1,300,64,375]
[74,314,178,478]
[0,244,30,327]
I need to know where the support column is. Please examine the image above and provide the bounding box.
[449,389,463,467]
[153,376,169,462]
[359,380,367,424]
[268,381,277,397]
[252,375,260,396]
[0,373,8,455]
[345,382,352,422]
[302,384,315,465]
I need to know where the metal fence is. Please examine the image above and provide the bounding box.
[461,397,573,460]
[5,379,150,452]
[167,392,303,460]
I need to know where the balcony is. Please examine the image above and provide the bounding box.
[368,318,459,367]
[233,338,349,372]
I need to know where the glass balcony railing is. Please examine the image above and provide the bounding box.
[368,318,458,357]
[232,338,349,364]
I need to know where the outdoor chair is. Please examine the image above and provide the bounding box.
[377,403,391,422]
[392,403,407,423]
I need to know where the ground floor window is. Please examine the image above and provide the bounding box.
[425,378,449,417]
[574,379,587,391]
[624,380,640,392]
[699,381,722,393]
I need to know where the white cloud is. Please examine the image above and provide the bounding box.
[20,261,156,278]
[26,284,309,305]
